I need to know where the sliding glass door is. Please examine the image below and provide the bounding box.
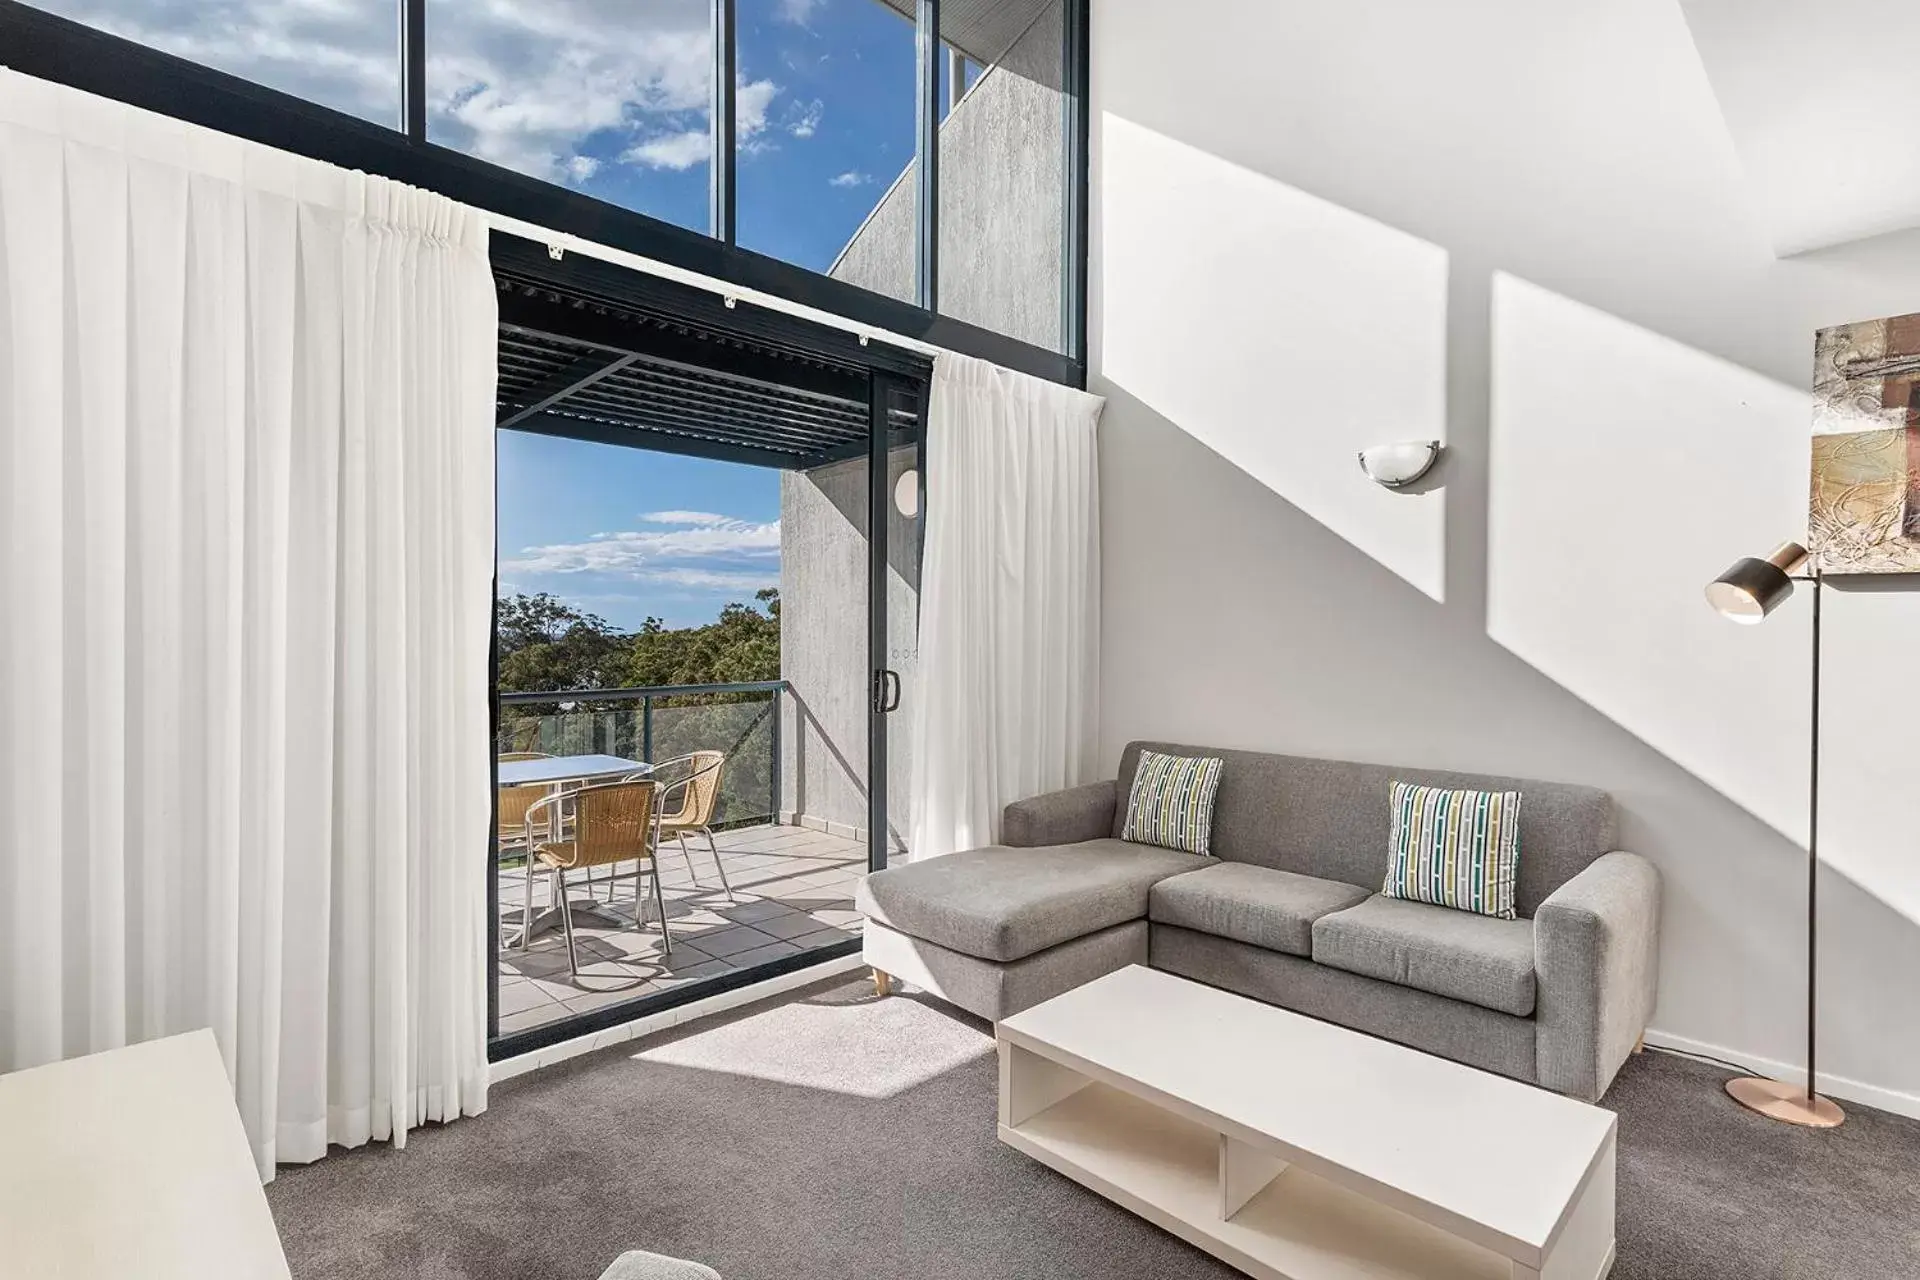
[872,373,923,872]
[488,370,917,1056]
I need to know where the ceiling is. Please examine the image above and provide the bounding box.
[491,237,926,470]
[1681,0,1920,256]
[877,0,1059,80]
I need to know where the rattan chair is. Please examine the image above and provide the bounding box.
[498,752,554,950]
[498,752,555,843]
[653,751,733,903]
[528,777,670,973]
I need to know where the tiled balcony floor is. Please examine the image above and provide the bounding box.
[495,822,867,1036]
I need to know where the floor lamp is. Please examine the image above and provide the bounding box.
[1703,540,1845,1129]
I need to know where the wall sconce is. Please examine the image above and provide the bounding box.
[1357,440,1443,489]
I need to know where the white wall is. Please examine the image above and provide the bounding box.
[1679,0,1920,255]
[1091,0,1920,1113]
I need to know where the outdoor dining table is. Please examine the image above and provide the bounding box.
[497,753,650,788]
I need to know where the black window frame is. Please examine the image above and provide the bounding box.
[0,0,1089,386]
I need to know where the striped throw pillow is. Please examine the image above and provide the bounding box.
[1121,750,1225,855]
[1382,782,1522,920]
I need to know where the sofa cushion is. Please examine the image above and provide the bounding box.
[1149,863,1370,957]
[1311,895,1537,1016]
[1381,781,1521,920]
[856,839,1211,963]
[1114,741,1615,915]
[1120,749,1226,855]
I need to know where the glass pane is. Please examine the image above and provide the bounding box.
[493,427,868,1042]
[778,448,880,857]
[21,0,401,128]
[651,697,778,827]
[497,692,777,828]
[427,0,713,234]
[938,0,1068,351]
[883,427,920,865]
[737,0,918,303]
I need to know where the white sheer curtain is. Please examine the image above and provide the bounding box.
[909,352,1104,861]
[0,71,495,1178]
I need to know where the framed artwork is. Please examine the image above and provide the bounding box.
[1810,311,1920,574]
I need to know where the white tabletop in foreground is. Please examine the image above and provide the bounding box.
[497,754,648,787]
[996,965,1616,1280]
[0,1030,291,1279]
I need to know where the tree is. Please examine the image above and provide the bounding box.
[497,591,611,653]
[495,590,784,825]
[495,592,627,693]
[621,589,779,691]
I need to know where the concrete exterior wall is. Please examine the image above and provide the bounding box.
[778,449,919,852]
[829,4,1066,352]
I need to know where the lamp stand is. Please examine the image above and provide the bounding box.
[1724,569,1845,1129]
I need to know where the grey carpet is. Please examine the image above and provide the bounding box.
[268,977,1920,1279]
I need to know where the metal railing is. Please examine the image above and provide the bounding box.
[498,680,784,828]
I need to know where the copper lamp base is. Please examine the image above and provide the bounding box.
[1726,1076,1845,1128]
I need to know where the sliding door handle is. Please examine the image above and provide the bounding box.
[873,669,902,713]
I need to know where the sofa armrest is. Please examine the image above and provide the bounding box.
[1001,780,1117,847]
[1534,851,1661,1102]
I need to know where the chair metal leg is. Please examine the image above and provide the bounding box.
[704,829,734,903]
[675,831,700,885]
[519,858,534,951]
[555,867,580,976]
[651,858,673,955]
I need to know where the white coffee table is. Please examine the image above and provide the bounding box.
[997,966,1615,1280]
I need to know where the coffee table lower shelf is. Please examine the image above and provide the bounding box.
[1000,1074,1609,1280]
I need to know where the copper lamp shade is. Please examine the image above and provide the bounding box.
[1704,541,1808,623]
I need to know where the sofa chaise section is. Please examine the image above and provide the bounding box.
[855,830,1207,1022]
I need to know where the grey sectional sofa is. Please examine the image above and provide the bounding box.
[858,740,1661,1102]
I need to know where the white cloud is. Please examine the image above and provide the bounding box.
[49,1,825,184]
[504,515,780,576]
[786,99,823,139]
[625,128,710,171]
[829,170,871,188]
[631,77,785,167]
[643,511,739,527]
[33,0,400,122]
[431,2,716,182]
[736,77,781,153]
[633,567,781,592]
[44,0,749,187]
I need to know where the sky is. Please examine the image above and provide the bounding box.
[497,434,781,631]
[30,0,923,277]
[29,0,934,632]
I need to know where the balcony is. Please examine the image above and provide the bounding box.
[496,682,868,1037]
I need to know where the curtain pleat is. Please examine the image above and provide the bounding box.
[909,352,1104,860]
[0,69,495,1180]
